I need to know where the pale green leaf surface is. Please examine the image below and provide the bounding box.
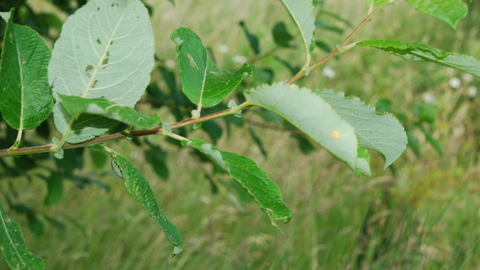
[0,9,53,130]
[405,0,468,29]
[57,95,161,130]
[280,0,315,60]
[244,83,358,170]
[186,138,292,225]
[49,0,154,142]
[317,90,407,169]
[105,148,182,253]
[52,103,127,143]
[0,203,44,270]
[357,40,480,77]
[171,27,252,108]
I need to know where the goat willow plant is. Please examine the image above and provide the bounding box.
[0,0,477,268]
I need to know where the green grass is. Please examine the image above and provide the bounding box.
[2,0,480,269]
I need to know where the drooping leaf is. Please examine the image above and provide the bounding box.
[248,127,268,157]
[145,146,169,180]
[49,0,154,143]
[238,21,260,55]
[405,0,468,29]
[57,95,161,129]
[0,9,53,147]
[317,89,407,169]
[202,120,223,145]
[357,40,480,77]
[272,22,293,47]
[104,147,182,254]
[184,138,292,227]
[44,172,64,206]
[170,27,252,108]
[0,202,44,270]
[280,0,315,63]
[244,83,359,171]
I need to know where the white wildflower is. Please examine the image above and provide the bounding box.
[323,66,336,78]
[219,44,229,53]
[448,77,461,89]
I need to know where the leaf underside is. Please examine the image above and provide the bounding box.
[245,83,359,171]
[317,90,407,169]
[280,0,316,59]
[49,0,154,143]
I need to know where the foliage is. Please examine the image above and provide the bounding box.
[0,0,478,269]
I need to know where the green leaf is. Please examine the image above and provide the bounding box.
[145,146,169,180]
[407,132,421,157]
[280,0,315,63]
[357,40,480,77]
[185,138,292,227]
[0,9,53,145]
[104,147,182,254]
[317,90,407,169]
[248,127,268,157]
[171,27,252,108]
[239,21,260,55]
[0,202,44,270]
[272,22,293,47]
[49,0,154,143]
[244,83,359,171]
[364,0,393,8]
[57,95,161,129]
[44,173,64,206]
[405,0,468,29]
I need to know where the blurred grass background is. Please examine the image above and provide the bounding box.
[1,0,480,269]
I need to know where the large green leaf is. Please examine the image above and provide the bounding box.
[357,40,480,77]
[244,83,359,171]
[405,0,468,29]
[171,27,252,109]
[57,95,161,130]
[185,138,292,227]
[0,202,44,270]
[49,0,154,143]
[103,147,182,255]
[0,9,53,146]
[317,90,407,169]
[280,0,315,64]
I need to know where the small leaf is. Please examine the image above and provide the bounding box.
[272,22,294,47]
[248,127,268,157]
[171,27,252,108]
[405,0,468,29]
[44,173,64,206]
[280,0,315,62]
[357,40,480,77]
[0,202,44,270]
[317,89,407,169]
[407,132,421,157]
[185,138,292,226]
[145,146,169,180]
[57,95,161,130]
[245,83,359,171]
[364,0,393,8]
[49,0,154,143]
[238,21,260,55]
[0,9,53,144]
[104,147,182,253]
